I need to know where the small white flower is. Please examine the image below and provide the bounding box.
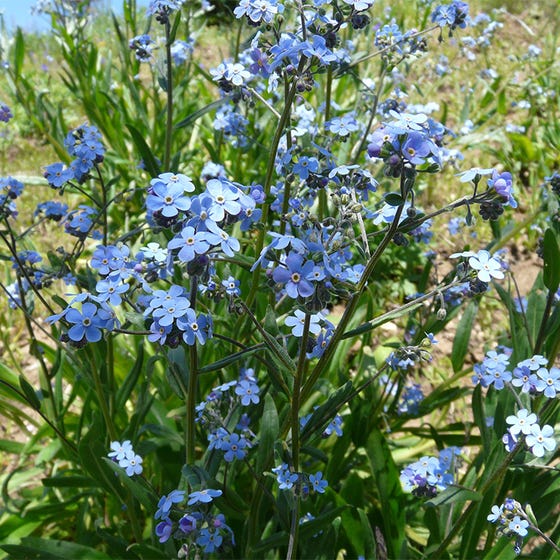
[468,250,505,282]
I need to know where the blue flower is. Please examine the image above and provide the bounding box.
[272,252,315,299]
[108,440,133,462]
[168,226,211,263]
[119,451,143,476]
[535,367,560,399]
[43,162,74,188]
[487,504,504,523]
[505,409,537,436]
[205,179,242,221]
[222,433,249,462]
[235,379,260,405]
[177,309,211,345]
[285,310,323,337]
[187,488,222,505]
[66,302,105,343]
[196,528,223,554]
[272,463,299,490]
[526,424,556,457]
[292,156,319,180]
[222,276,241,297]
[96,278,129,306]
[155,489,186,520]
[146,177,192,218]
[309,471,328,493]
[508,516,529,537]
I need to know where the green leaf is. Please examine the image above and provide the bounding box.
[125,123,161,177]
[384,192,404,206]
[42,475,99,488]
[103,459,157,511]
[451,300,479,373]
[300,381,353,441]
[2,537,112,560]
[257,394,279,473]
[365,428,406,559]
[14,28,25,77]
[426,485,482,507]
[175,99,227,129]
[543,229,560,293]
[19,375,41,410]
[115,343,144,410]
[198,343,265,374]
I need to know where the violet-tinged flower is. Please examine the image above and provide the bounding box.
[488,170,517,208]
[0,103,13,123]
[155,518,173,543]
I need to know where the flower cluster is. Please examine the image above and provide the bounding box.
[272,463,329,496]
[195,369,260,463]
[400,447,462,497]
[502,409,556,457]
[487,498,532,555]
[107,440,143,476]
[43,123,105,188]
[154,487,235,555]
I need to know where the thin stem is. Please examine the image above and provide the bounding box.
[431,442,523,559]
[286,496,300,560]
[528,523,560,554]
[164,18,174,171]
[301,183,408,402]
[186,277,199,466]
[245,58,307,310]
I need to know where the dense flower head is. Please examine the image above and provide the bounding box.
[431,1,469,30]
[129,34,154,62]
[234,0,284,25]
[401,448,461,497]
[487,170,517,208]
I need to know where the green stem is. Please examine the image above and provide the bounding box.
[301,186,407,403]
[431,443,523,559]
[286,496,300,560]
[292,313,311,473]
[246,59,307,310]
[186,277,200,466]
[164,18,174,170]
